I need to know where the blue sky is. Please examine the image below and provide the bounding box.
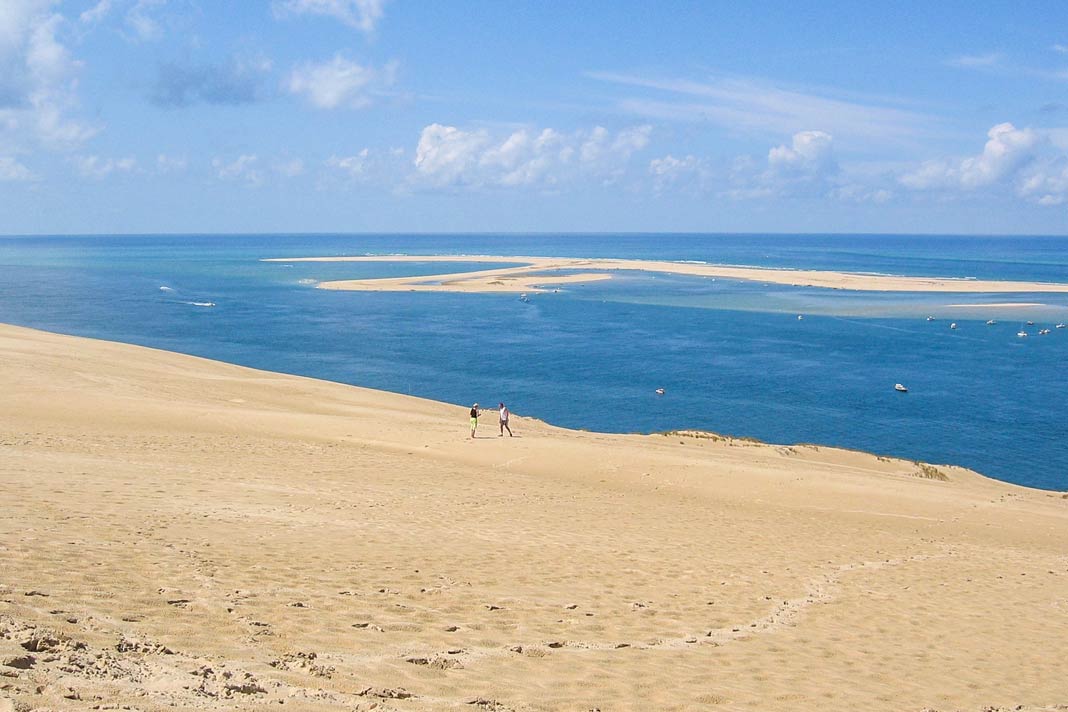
[2,0,1067,234]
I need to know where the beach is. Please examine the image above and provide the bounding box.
[1,323,1066,711]
[263,255,1068,294]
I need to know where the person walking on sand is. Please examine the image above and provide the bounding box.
[470,403,481,438]
[498,402,512,437]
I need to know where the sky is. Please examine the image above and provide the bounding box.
[1,0,1068,235]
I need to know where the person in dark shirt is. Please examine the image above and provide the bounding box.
[469,403,480,438]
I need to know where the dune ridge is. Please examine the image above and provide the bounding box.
[1,323,1067,711]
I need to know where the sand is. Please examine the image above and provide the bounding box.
[263,255,1068,294]
[1,323,1067,711]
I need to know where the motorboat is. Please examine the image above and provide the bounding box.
[1039,328,1051,335]
[655,388,665,395]
[1026,320,1035,326]
[926,316,935,321]
[950,323,958,329]
[986,320,996,325]
[894,383,908,393]
[1017,331,1028,338]
[1057,323,1066,329]
[797,315,803,320]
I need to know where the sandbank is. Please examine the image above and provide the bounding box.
[264,254,1068,294]
[946,302,1048,308]
[2,323,1067,711]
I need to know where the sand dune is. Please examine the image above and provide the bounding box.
[263,254,1068,294]
[1,323,1066,711]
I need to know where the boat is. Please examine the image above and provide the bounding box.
[1057,324,1066,329]
[1039,328,1051,335]
[655,388,665,395]
[1017,331,1028,338]
[986,320,996,325]
[950,323,958,330]
[894,383,908,393]
[1026,320,1035,326]
[926,316,935,321]
[797,315,803,320]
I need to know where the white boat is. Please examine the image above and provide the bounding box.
[1017,331,1028,338]
[1057,324,1066,329]
[926,316,935,321]
[655,388,665,395]
[1039,328,1051,335]
[950,322,958,329]
[1026,320,1035,326]
[797,315,803,320]
[894,383,908,393]
[986,320,996,325]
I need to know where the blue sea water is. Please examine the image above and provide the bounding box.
[1,233,1066,491]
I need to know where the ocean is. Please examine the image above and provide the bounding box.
[1,233,1066,491]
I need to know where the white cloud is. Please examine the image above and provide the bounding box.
[588,71,937,144]
[79,0,113,25]
[286,55,395,109]
[0,2,96,152]
[272,0,386,32]
[125,0,166,41]
[274,158,304,177]
[411,123,652,189]
[0,155,33,181]
[156,153,186,173]
[947,52,1004,68]
[1052,43,1068,54]
[648,154,710,192]
[73,154,136,178]
[900,122,1068,205]
[212,154,262,185]
[327,148,369,177]
[727,130,839,200]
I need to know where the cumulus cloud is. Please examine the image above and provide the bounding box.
[151,56,272,107]
[272,0,387,32]
[326,148,370,177]
[285,55,395,109]
[900,123,1068,205]
[727,130,839,199]
[0,155,33,181]
[73,154,136,178]
[0,2,96,152]
[411,123,652,189]
[648,154,710,192]
[156,153,186,173]
[274,158,304,177]
[212,154,262,185]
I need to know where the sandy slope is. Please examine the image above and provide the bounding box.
[263,255,1068,294]
[1,324,1066,712]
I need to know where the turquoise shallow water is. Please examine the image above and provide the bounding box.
[1,233,1067,491]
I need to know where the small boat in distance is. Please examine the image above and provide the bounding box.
[1017,331,1028,338]
[986,320,996,325]
[950,323,958,329]
[1026,320,1035,326]
[1057,323,1066,329]
[926,316,935,321]
[655,388,665,395]
[894,383,908,393]
[797,315,803,320]
[1039,328,1051,335]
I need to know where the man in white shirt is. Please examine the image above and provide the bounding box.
[498,402,512,437]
